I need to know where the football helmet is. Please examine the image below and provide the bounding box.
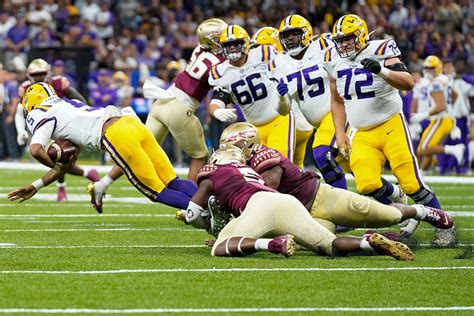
[209,146,246,165]
[22,82,57,113]
[332,14,369,58]
[278,14,313,56]
[251,26,283,53]
[219,122,261,160]
[197,18,228,54]
[423,55,443,78]
[27,58,51,82]
[219,25,250,62]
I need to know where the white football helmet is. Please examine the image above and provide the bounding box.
[27,59,50,82]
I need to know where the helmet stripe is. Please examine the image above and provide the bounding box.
[336,15,348,32]
[38,83,52,97]
[227,25,233,39]
[284,16,292,27]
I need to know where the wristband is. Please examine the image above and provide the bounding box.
[32,179,44,191]
[379,67,390,79]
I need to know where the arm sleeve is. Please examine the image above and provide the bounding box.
[30,117,56,147]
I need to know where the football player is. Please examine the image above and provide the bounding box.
[185,145,414,260]
[14,58,99,202]
[326,14,448,243]
[87,18,228,212]
[208,25,296,161]
[411,56,465,172]
[219,122,453,234]
[144,18,228,182]
[269,15,349,188]
[8,83,197,210]
[252,25,313,168]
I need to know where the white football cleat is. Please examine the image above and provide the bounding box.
[87,182,105,214]
[399,218,420,239]
[392,184,408,204]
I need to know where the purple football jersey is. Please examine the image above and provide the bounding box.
[198,163,275,216]
[174,46,225,102]
[249,146,319,208]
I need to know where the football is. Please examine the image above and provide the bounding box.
[47,139,79,164]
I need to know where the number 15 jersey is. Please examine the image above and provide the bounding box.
[324,39,403,130]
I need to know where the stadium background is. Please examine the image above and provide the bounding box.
[0,0,472,171]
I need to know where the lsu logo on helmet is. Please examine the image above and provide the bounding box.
[332,14,369,58]
[22,82,57,113]
[423,55,443,76]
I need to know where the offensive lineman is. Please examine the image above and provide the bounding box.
[325,14,447,244]
[208,24,295,161]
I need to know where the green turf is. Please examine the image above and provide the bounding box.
[0,169,473,315]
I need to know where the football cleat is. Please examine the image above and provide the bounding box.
[268,234,295,257]
[368,233,414,261]
[432,227,457,247]
[399,219,420,240]
[86,169,100,182]
[206,196,229,238]
[57,186,67,202]
[87,182,104,214]
[175,210,187,223]
[422,206,453,229]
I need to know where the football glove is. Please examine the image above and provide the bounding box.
[277,80,289,96]
[213,108,238,123]
[361,58,382,74]
[16,129,29,146]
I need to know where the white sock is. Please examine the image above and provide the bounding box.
[97,175,114,191]
[82,168,90,177]
[359,235,373,251]
[57,181,66,188]
[443,145,455,155]
[413,204,427,220]
[389,184,401,201]
[254,238,272,250]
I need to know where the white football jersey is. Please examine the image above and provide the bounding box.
[268,33,333,128]
[448,76,474,118]
[324,39,404,130]
[209,44,280,125]
[413,75,450,119]
[26,97,122,150]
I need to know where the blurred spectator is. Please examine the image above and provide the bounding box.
[5,13,29,70]
[79,0,100,23]
[89,69,117,108]
[94,2,114,40]
[389,0,408,29]
[112,71,133,108]
[52,60,76,87]
[0,65,21,161]
[0,12,16,50]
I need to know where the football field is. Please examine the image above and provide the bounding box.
[0,166,473,315]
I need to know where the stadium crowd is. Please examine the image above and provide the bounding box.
[0,0,473,174]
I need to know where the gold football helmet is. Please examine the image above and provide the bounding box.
[219,25,250,62]
[332,14,369,58]
[251,26,283,53]
[219,122,261,161]
[197,18,228,54]
[22,82,57,113]
[209,145,246,165]
[423,55,443,77]
[278,15,313,56]
[27,58,51,82]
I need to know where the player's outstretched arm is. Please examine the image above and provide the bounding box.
[185,179,212,229]
[260,166,283,190]
[8,156,77,203]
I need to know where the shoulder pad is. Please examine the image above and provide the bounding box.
[257,44,276,63]
[209,63,226,82]
[197,164,217,183]
[373,38,401,58]
[323,46,335,62]
[250,148,281,172]
[318,33,333,51]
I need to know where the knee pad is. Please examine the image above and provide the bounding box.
[349,195,370,215]
[408,186,436,205]
[313,146,344,183]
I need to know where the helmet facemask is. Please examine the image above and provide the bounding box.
[333,33,359,59]
[280,28,304,56]
[221,39,247,61]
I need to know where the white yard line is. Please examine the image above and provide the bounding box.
[0,307,473,313]
[0,227,197,232]
[2,161,474,183]
[0,244,205,249]
[0,266,472,274]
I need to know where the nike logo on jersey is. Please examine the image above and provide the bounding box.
[386,129,394,135]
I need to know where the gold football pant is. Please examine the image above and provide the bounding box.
[212,191,337,256]
[255,113,295,162]
[350,114,424,195]
[102,116,177,201]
